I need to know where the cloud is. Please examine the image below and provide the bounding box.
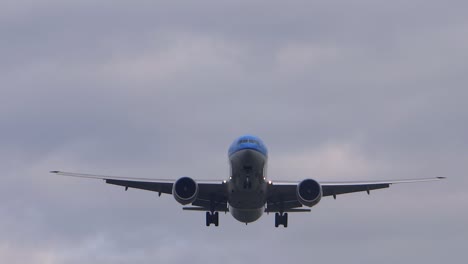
[98,33,246,84]
[271,142,379,180]
[1,0,467,263]
[275,42,341,73]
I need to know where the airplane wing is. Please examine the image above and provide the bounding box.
[51,171,228,212]
[266,177,445,213]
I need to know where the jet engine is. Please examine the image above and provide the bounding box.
[173,177,199,205]
[296,179,322,207]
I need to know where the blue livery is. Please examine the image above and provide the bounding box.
[228,134,268,157]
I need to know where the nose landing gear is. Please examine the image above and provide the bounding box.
[243,176,252,189]
[274,212,288,228]
[206,212,219,227]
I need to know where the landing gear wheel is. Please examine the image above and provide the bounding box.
[214,212,219,226]
[206,212,211,226]
[283,213,288,228]
[206,212,219,227]
[275,213,280,227]
[274,212,288,228]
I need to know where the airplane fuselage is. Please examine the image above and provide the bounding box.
[227,135,268,223]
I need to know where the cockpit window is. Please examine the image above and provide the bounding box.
[248,139,260,144]
[238,139,260,145]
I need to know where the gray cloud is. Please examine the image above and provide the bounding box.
[1,0,467,263]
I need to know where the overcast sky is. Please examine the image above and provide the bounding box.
[1,0,467,263]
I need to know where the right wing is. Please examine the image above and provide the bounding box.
[320,178,446,197]
[51,171,228,211]
[266,177,445,212]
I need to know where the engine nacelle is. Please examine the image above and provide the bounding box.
[296,179,322,207]
[173,177,199,205]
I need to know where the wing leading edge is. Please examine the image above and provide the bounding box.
[266,177,445,212]
[321,177,445,197]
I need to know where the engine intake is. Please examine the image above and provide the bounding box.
[173,177,198,205]
[297,179,322,207]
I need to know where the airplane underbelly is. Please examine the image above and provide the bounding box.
[229,206,263,223]
[228,149,267,222]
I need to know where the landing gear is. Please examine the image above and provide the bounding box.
[275,212,288,228]
[206,212,219,227]
[243,176,252,189]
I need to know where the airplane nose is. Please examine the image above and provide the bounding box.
[242,149,255,158]
[240,148,263,162]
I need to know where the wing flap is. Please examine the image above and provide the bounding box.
[105,179,173,194]
[322,183,389,197]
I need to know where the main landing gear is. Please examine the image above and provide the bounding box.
[275,212,288,228]
[206,212,219,227]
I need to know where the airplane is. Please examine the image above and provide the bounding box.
[51,134,445,227]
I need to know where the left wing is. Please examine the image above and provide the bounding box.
[266,177,445,212]
[51,171,228,212]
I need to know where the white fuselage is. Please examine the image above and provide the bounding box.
[227,149,268,223]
